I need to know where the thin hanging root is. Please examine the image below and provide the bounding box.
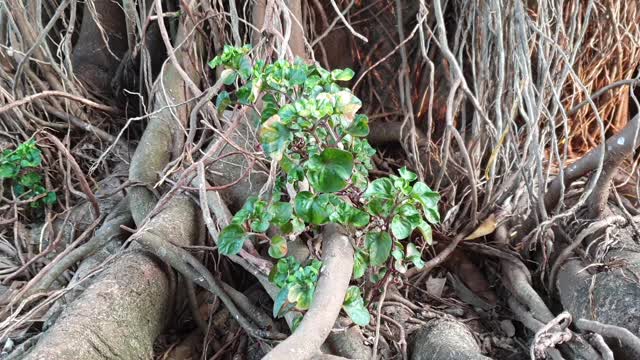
[0,90,118,114]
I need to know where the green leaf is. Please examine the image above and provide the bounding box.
[391,216,412,240]
[303,75,322,93]
[366,198,394,218]
[331,68,355,82]
[281,155,304,183]
[398,167,418,182]
[425,207,440,224]
[281,216,306,235]
[343,286,370,326]
[19,172,42,188]
[273,286,290,318]
[279,104,297,123]
[215,91,231,111]
[346,114,369,137]
[289,66,307,85]
[364,178,395,200]
[316,66,331,81]
[366,231,392,266]
[370,267,387,283]
[390,204,421,240]
[343,285,361,304]
[232,197,258,225]
[208,56,223,69]
[271,202,293,225]
[291,314,303,332]
[238,56,252,80]
[0,163,18,179]
[353,249,368,279]
[291,283,315,310]
[14,184,25,196]
[222,71,237,85]
[218,224,248,255]
[251,79,263,102]
[249,200,271,232]
[31,184,45,196]
[259,115,292,161]
[250,216,271,233]
[395,258,408,273]
[43,191,57,205]
[348,208,370,228]
[236,84,251,104]
[353,139,376,168]
[261,100,279,123]
[417,221,433,244]
[269,235,288,259]
[331,201,370,228]
[334,90,361,121]
[295,191,330,225]
[391,244,404,260]
[315,93,334,118]
[411,182,440,210]
[406,243,425,269]
[269,257,300,287]
[305,148,354,193]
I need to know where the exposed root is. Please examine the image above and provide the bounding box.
[408,319,490,360]
[576,318,640,356]
[531,312,572,360]
[263,224,353,360]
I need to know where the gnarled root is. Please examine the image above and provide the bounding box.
[23,198,198,359]
[557,258,640,358]
[408,319,491,360]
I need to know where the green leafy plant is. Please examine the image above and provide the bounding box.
[210,45,440,327]
[0,140,56,207]
[269,257,322,317]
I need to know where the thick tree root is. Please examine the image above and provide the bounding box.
[18,7,210,356]
[23,251,170,359]
[558,258,640,358]
[22,198,199,359]
[71,0,128,96]
[263,224,354,360]
[408,319,490,360]
[325,325,372,359]
[577,318,640,356]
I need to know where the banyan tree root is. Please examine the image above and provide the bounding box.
[408,319,491,360]
[576,318,640,356]
[325,325,372,359]
[263,224,354,360]
[23,252,170,359]
[557,254,640,359]
[70,0,128,96]
[22,197,199,359]
[521,114,640,236]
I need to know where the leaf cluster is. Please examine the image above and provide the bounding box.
[210,45,440,327]
[269,257,322,318]
[0,140,56,207]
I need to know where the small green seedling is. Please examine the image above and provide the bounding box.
[0,140,56,207]
[210,45,440,326]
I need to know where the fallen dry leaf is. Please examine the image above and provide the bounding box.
[464,214,497,240]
